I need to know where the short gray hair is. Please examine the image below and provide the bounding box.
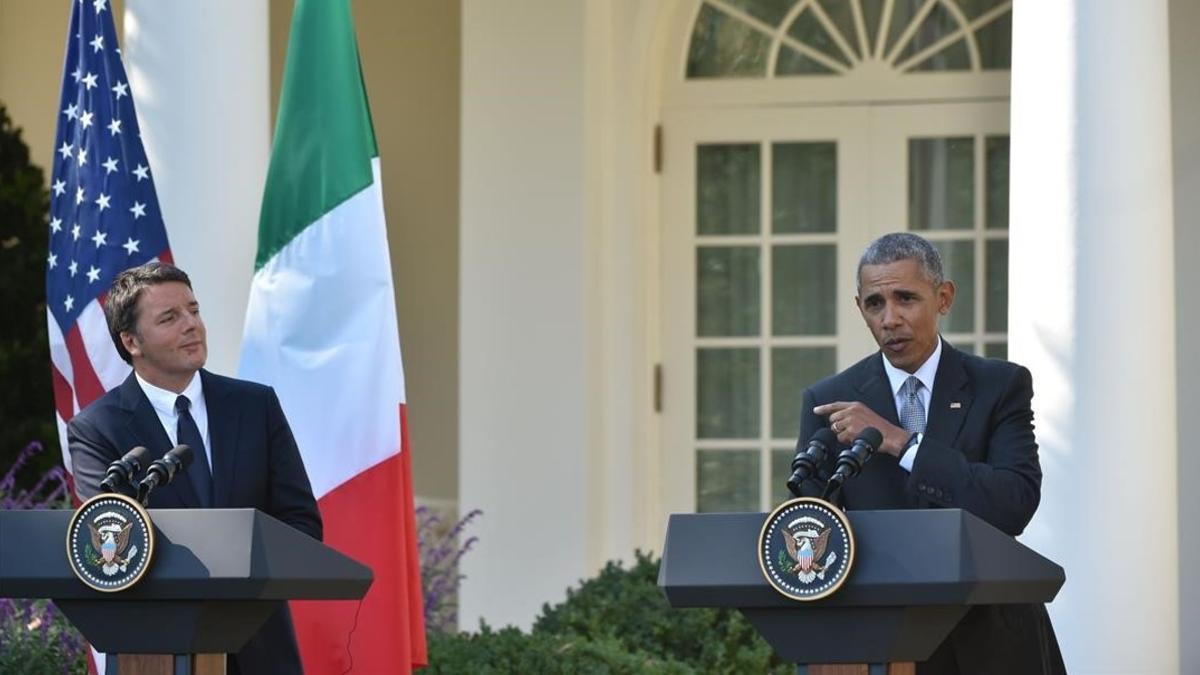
[856,232,944,292]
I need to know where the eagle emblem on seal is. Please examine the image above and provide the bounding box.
[88,520,139,576]
[782,516,838,584]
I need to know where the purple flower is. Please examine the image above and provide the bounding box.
[1,442,88,672]
[0,442,72,510]
[417,507,482,635]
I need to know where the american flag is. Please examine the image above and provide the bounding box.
[47,0,169,471]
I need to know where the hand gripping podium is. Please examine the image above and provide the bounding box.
[0,508,372,675]
[658,508,1064,674]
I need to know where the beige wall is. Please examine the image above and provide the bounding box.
[0,1,122,180]
[270,0,461,503]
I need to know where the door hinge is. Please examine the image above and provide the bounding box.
[653,124,663,174]
[654,363,663,413]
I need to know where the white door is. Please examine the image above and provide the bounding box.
[660,100,1010,515]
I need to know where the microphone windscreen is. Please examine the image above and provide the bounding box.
[169,444,194,470]
[856,427,883,450]
[812,427,837,448]
[127,445,148,463]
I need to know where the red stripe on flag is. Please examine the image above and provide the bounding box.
[292,405,427,673]
[51,362,76,423]
[64,323,106,409]
[158,247,174,264]
[398,405,427,666]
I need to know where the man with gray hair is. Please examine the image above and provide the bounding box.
[797,232,1064,674]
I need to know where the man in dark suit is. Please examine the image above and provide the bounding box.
[798,233,1065,675]
[68,262,321,675]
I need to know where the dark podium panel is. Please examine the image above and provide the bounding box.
[658,508,1064,665]
[0,508,371,655]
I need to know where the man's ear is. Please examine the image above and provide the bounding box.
[120,331,141,358]
[937,280,957,315]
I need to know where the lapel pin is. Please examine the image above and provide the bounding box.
[950,402,962,409]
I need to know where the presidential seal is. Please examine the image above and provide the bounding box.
[757,497,854,601]
[65,493,155,593]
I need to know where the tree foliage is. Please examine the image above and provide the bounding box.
[0,103,58,487]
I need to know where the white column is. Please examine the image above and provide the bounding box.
[122,1,269,376]
[459,0,590,630]
[1010,2,1178,673]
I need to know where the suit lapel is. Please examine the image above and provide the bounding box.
[202,370,241,507]
[855,354,901,429]
[924,340,973,446]
[118,373,201,508]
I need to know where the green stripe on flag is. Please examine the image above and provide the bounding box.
[256,0,378,269]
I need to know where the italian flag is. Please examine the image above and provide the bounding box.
[238,0,427,672]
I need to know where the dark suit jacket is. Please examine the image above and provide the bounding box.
[68,369,322,675]
[798,340,1065,675]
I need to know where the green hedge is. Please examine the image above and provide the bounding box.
[427,626,688,674]
[427,551,789,674]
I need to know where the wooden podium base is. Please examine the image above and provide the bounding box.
[803,664,916,675]
[108,653,226,675]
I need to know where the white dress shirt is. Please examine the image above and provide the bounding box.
[135,371,212,469]
[881,338,942,472]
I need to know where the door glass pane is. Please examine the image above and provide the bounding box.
[909,38,971,71]
[975,12,1012,69]
[697,348,760,438]
[787,9,851,67]
[698,247,760,336]
[860,0,884,54]
[772,142,836,234]
[909,137,974,231]
[895,2,961,66]
[687,4,771,78]
[932,240,974,333]
[724,0,796,26]
[984,342,1007,359]
[697,449,760,512]
[776,46,837,75]
[985,239,1008,332]
[771,447,797,506]
[773,245,837,335]
[772,347,837,439]
[885,0,926,56]
[985,136,1009,229]
[698,144,761,234]
[818,0,861,60]
[956,0,1008,20]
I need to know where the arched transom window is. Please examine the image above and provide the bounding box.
[686,0,1012,78]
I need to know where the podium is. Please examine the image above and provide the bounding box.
[0,508,372,675]
[658,508,1064,673]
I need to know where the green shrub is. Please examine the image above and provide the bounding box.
[426,624,688,674]
[428,551,789,674]
[534,551,788,674]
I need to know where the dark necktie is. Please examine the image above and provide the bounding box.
[175,394,213,507]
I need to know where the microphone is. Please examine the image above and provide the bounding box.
[136,445,193,505]
[786,428,837,497]
[822,427,884,498]
[99,445,148,494]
